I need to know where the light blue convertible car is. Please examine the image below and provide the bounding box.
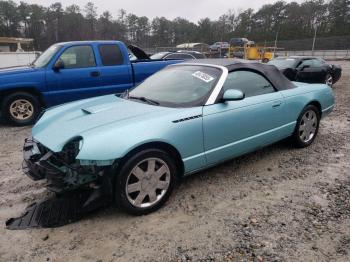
[23,59,335,215]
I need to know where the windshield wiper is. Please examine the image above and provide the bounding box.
[129,96,159,106]
[118,89,129,99]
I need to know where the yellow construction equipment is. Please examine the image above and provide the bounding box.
[228,42,275,62]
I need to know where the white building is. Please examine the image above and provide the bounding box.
[0,37,40,68]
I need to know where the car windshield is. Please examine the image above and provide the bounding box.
[129,53,137,61]
[32,44,62,68]
[150,52,169,60]
[128,65,222,107]
[268,58,297,69]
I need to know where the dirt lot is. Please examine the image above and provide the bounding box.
[0,61,350,262]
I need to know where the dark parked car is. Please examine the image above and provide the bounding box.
[268,56,342,87]
[150,51,206,60]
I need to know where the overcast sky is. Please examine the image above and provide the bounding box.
[18,0,304,22]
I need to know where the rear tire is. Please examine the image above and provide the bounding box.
[114,149,178,215]
[1,92,41,126]
[291,105,320,148]
[325,73,333,87]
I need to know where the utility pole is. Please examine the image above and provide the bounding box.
[220,17,225,58]
[274,31,279,58]
[312,24,317,56]
[54,17,58,42]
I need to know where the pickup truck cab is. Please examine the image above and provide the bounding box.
[0,41,181,126]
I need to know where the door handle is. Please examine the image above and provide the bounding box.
[272,101,282,108]
[90,71,100,77]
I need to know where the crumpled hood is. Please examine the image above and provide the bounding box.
[0,66,40,76]
[32,95,177,152]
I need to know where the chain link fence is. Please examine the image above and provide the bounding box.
[264,35,350,59]
[263,35,350,51]
[143,36,350,60]
[275,50,350,59]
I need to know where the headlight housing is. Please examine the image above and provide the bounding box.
[59,137,83,164]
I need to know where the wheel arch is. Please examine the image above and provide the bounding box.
[307,100,322,117]
[0,87,46,108]
[118,141,185,178]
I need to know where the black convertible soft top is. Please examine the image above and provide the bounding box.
[186,59,296,90]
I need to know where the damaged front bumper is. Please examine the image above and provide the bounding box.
[5,138,116,229]
[22,139,50,181]
[22,138,113,193]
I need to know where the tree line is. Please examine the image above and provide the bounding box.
[0,0,349,51]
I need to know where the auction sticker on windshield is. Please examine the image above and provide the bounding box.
[192,71,215,83]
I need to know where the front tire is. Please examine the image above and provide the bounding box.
[114,149,177,215]
[1,92,40,126]
[291,105,320,148]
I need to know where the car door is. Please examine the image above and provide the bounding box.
[296,59,326,83]
[45,44,101,104]
[203,70,288,165]
[97,44,133,95]
[310,58,329,83]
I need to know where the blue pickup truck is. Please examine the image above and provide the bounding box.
[0,41,181,126]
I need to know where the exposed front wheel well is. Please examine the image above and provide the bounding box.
[119,142,184,178]
[0,88,45,108]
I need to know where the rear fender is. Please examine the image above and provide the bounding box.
[280,83,334,122]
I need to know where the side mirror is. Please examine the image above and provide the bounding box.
[53,59,64,71]
[222,89,245,102]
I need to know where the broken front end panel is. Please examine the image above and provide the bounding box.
[6,138,116,229]
[22,137,114,194]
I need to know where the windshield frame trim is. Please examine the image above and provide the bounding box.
[205,65,228,105]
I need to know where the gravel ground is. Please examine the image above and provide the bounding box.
[0,61,349,262]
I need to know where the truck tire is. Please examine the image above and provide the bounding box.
[1,92,41,126]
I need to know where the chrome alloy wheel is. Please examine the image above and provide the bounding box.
[299,110,318,143]
[325,75,333,87]
[9,99,34,120]
[126,158,171,208]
